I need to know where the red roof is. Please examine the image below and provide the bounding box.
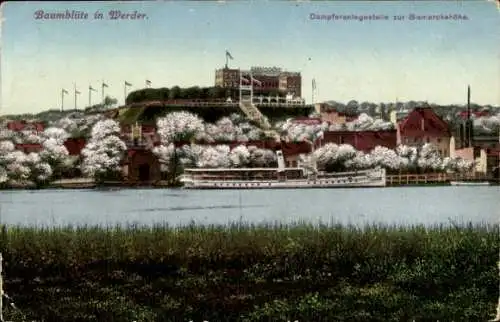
[64,138,86,155]
[7,121,45,132]
[398,107,450,137]
[15,143,43,153]
[322,130,397,152]
[458,110,489,120]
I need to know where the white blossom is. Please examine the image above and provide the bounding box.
[40,137,70,169]
[0,129,15,141]
[24,152,52,182]
[312,143,357,170]
[396,145,419,172]
[81,119,127,179]
[417,143,442,171]
[247,146,277,167]
[156,111,205,143]
[229,145,251,167]
[41,127,70,145]
[369,146,400,170]
[196,145,231,168]
[152,143,176,172]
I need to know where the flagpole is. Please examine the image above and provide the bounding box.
[312,79,315,105]
[61,89,64,112]
[101,80,105,105]
[124,82,126,106]
[74,83,77,110]
[88,86,91,107]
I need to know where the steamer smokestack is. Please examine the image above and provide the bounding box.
[467,85,471,120]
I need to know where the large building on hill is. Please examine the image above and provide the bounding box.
[215,66,302,98]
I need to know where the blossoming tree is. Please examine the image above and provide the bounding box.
[81,119,127,182]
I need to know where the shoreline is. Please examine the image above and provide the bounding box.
[0,180,498,191]
[0,176,498,191]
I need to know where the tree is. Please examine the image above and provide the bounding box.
[168,86,181,99]
[346,100,359,115]
[156,111,205,143]
[196,145,231,168]
[104,96,118,107]
[395,145,418,173]
[24,152,53,187]
[229,145,251,167]
[369,146,400,172]
[417,143,442,173]
[312,143,357,172]
[247,146,277,167]
[81,119,127,183]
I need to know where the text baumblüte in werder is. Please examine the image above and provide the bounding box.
[33,9,148,20]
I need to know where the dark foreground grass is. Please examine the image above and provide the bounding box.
[0,222,499,321]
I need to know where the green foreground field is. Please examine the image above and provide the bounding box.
[0,222,499,321]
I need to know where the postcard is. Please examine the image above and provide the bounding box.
[0,1,499,320]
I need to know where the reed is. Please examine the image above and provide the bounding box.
[0,222,498,321]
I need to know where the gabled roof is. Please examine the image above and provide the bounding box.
[7,120,45,132]
[398,107,450,137]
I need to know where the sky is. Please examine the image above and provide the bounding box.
[1,1,499,115]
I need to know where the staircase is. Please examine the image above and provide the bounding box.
[239,100,271,130]
[238,70,278,139]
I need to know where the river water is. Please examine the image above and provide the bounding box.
[0,186,498,228]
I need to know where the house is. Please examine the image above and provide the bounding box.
[7,120,45,134]
[122,148,161,183]
[121,123,159,147]
[314,103,357,124]
[291,117,323,125]
[397,107,451,157]
[322,130,397,153]
[450,130,499,176]
[64,138,87,155]
[15,143,43,153]
[457,110,490,120]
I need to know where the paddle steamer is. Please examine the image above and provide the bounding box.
[179,151,386,189]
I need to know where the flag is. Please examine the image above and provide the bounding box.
[62,89,68,94]
[125,81,132,86]
[146,79,151,85]
[102,82,109,88]
[89,86,97,92]
[312,78,316,90]
[75,90,81,95]
[251,77,262,86]
[240,77,250,84]
[226,50,234,60]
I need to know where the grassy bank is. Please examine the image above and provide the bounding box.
[0,222,499,321]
